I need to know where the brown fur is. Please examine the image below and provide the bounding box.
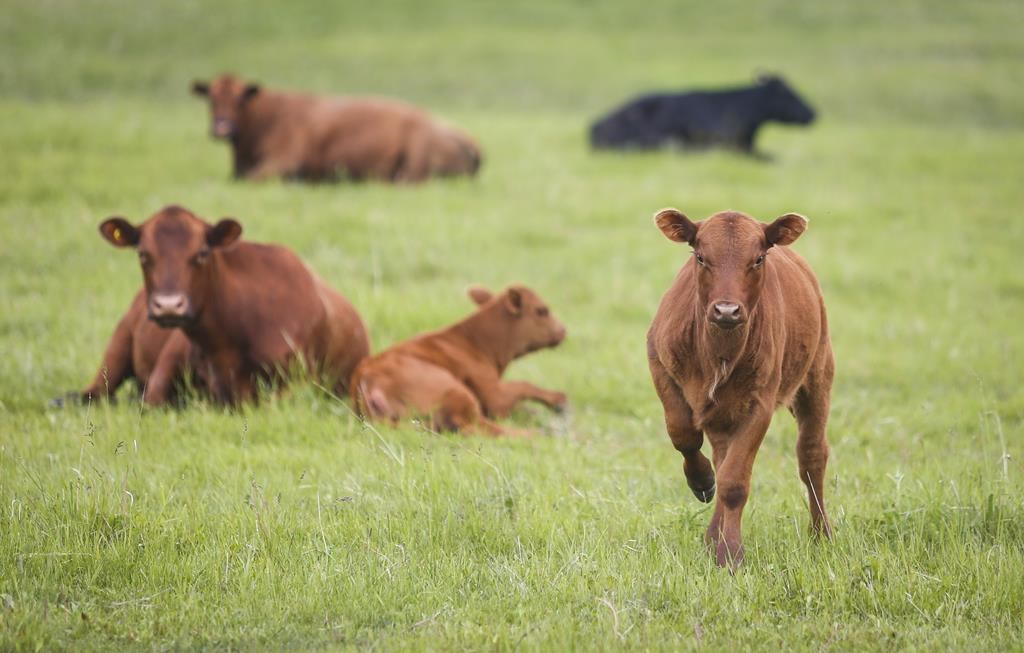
[96,205,370,406]
[351,285,567,436]
[191,74,482,183]
[647,208,834,568]
[55,290,195,406]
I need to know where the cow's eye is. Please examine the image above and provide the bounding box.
[536,307,549,317]
[695,253,706,266]
[753,254,766,268]
[192,250,210,266]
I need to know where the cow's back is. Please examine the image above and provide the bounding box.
[215,243,327,360]
[307,271,370,390]
[311,97,427,177]
[237,91,319,168]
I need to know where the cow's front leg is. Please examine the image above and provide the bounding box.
[144,330,192,406]
[467,373,553,419]
[241,159,289,182]
[485,380,567,418]
[650,357,715,502]
[705,405,773,568]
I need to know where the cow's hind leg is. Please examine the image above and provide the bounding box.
[792,362,834,539]
[432,386,482,432]
[391,128,432,183]
[650,357,715,502]
[431,386,527,437]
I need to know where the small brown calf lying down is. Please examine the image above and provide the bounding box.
[191,73,482,183]
[351,285,567,435]
[57,205,370,406]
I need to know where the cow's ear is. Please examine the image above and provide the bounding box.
[207,218,243,248]
[191,80,210,97]
[504,287,523,316]
[99,217,140,248]
[764,213,807,247]
[654,208,699,245]
[242,84,261,101]
[467,286,493,306]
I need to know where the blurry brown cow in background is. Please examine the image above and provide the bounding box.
[191,74,482,183]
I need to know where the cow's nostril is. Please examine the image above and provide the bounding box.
[714,303,740,319]
[151,293,188,317]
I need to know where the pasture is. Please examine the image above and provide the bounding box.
[1,0,1023,650]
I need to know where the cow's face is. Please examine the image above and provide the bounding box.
[590,102,650,148]
[99,206,242,328]
[191,74,261,140]
[759,76,816,125]
[590,114,627,148]
[469,285,567,357]
[655,209,807,331]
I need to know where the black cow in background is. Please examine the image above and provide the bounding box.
[589,75,816,155]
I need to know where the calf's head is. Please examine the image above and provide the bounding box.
[99,206,242,328]
[468,285,567,357]
[191,74,261,140]
[655,209,807,331]
[757,75,816,125]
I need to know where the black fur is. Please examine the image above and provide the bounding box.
[589,76,816,153]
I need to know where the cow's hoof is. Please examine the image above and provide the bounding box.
[716,540,745,570]
[48,392,79,409]
[691,482,715,504]
[550,392,569,413]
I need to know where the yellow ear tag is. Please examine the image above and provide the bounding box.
[113,227,122,242]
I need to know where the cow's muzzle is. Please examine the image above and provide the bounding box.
[148,292,193,328]
[551,325,567,346]
[211,118,235,139]
[709,302,745,330]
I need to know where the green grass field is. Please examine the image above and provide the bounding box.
[2,1,1023,650]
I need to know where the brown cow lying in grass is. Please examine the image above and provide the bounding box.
[61,205,370,406]
[191,73,482,183]
[647,208,834,568]
[351,285,567,435]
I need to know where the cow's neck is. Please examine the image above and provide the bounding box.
[232,95,279,170]
[753,85,775,124]
[183,315,228,356]
[182,257,236,359]
[695,303,763,396]
[182,267,249,405]
[449,305,515,374]
[700,323,749,368]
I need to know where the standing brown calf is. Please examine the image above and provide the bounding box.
[96,205,370,405]
[351,285,567,435]
[54,290,194,406]
[191,74,482,183]
[647,208,834,567]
